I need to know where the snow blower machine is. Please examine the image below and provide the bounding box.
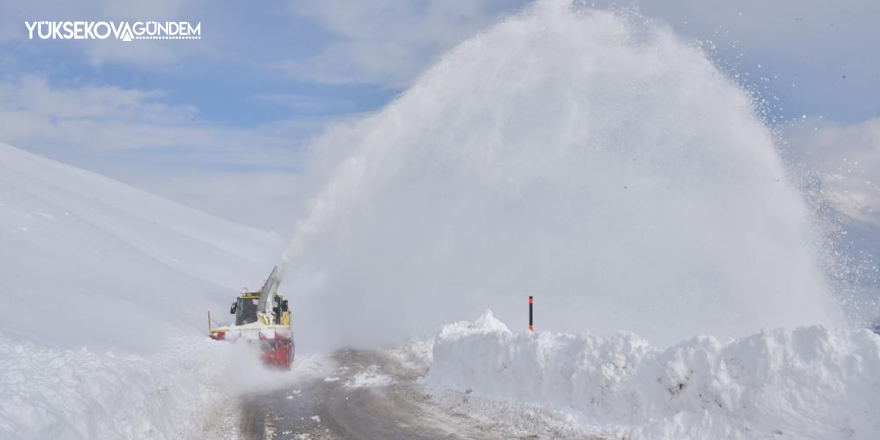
[208,266,294,368]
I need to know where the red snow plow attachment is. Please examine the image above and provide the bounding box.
[260,336,294,368]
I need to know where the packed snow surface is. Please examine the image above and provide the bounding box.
[344,365,393,388]
[427,311,880,440]
[282,0,841,351]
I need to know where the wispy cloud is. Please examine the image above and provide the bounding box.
[0,75,317,160]
[282,0,527,87]
[0,76,188,121]
[252,93,355,114]
[0,75,336,225]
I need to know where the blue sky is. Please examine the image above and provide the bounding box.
[0,0,878,230]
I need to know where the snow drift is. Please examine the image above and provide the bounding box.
[0,337,237,440]
[427,311,880,440]
[283,0,842,351]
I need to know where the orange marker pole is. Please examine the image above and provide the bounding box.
[529,296,534,332]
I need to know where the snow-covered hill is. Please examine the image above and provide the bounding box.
[0,141,282,351]
[0,142,289,440]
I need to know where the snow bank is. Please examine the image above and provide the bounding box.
[427,311,880,440]
[0,333,312,440]
[0,335,241,440]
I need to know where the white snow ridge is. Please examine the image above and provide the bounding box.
[427,311,880,440]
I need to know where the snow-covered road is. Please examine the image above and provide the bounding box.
[239,349,599,440]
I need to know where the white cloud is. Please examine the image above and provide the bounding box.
[292,0,520,45]
[0,76,338,229]
[283,0,880,117]
[0,75,308,156]
[0,76,187,120]
[284,0,527,87]
[273,41,426,87]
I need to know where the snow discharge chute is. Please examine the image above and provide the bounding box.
[257,265,284,315]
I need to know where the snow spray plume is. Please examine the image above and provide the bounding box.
[281,0,844,350]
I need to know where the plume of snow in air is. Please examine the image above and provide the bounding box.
[280,0,843,350]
